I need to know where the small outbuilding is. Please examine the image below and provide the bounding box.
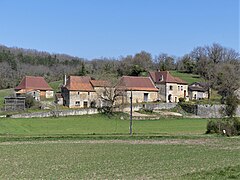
[15,76,54,100]
[188,82,209,100]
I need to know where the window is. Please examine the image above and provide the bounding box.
[88,92,90,96]
[175,97,177,102]
[75,101,80,106]
[78,92,80,95]
[181,86,183,91]
[178,86,180,91]
[169,85,173,90]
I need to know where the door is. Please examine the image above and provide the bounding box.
[83,101,88,108]
[168,94,172,103]
[144,93,148,102]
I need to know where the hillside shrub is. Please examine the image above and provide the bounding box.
[139,108,153,114]
[179,102,197,114]
[206,118,240,136]
[20,94,35,108]
[179,97,185,103]
[97,106,113,115]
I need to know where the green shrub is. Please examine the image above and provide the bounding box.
[233,118,240,135]
[179,97,185,103]
[206,120,220,134]
[139,108,153,114]
[179,102,197,114]
[206,118,240,136]
[20,94,35,108]
[97,106,113,115]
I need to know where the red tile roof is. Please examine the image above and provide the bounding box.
[174,77,188,84]
[90,80,110,87]
[15,76,53,91]
[65,76,95,91]
[149,71,188,84]
[116,76,158,91]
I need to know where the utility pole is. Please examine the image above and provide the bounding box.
[130,90,133,135]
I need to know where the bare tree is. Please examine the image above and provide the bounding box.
[155,53,175,71]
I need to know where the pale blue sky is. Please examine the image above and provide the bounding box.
[0,0,239,59]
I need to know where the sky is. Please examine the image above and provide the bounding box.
[0,0,239,60]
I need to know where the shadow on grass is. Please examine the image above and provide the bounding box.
[0,133,216,143]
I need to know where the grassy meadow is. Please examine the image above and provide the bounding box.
[49,80,62,92]
[0,114,207,137]
[0,136,239,179]
[170,71,204,84]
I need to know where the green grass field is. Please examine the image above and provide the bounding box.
[0,137,239,179]
[0,114,207,137]
[49,80,62,92]
[170,71,204,84]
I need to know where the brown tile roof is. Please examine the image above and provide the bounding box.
[90,80,110,87]
[65,76,95,91]
[149,71,187,84]
[174,77,188,84]
[188,86,207,92]
[116,76,158,91]
[189,82,208,92]
[15,76,53,91]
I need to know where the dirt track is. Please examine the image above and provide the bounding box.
[0,139,213,146]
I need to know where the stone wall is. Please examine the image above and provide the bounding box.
[115,103,177,112]
[196,105,240,118]
[10,108,98,118]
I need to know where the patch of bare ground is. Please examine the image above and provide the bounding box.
[0,138,215,146]
[154,110,183,117]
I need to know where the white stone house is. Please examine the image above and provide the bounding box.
[149,71,188,103]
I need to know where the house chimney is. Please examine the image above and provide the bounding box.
[63,74,67,86]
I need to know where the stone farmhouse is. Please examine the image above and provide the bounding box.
[61,76,109,108]
[115,76,158,105]
[188,82,209,100]
[149,71,188,103]
[60,75,159,108]
[15,76,54,100]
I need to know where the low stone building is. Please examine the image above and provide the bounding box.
[188,82,209,100]
[15,76,53,101]
[61,76,109,108]
[149,71,188,103]
[115,76,158,105]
